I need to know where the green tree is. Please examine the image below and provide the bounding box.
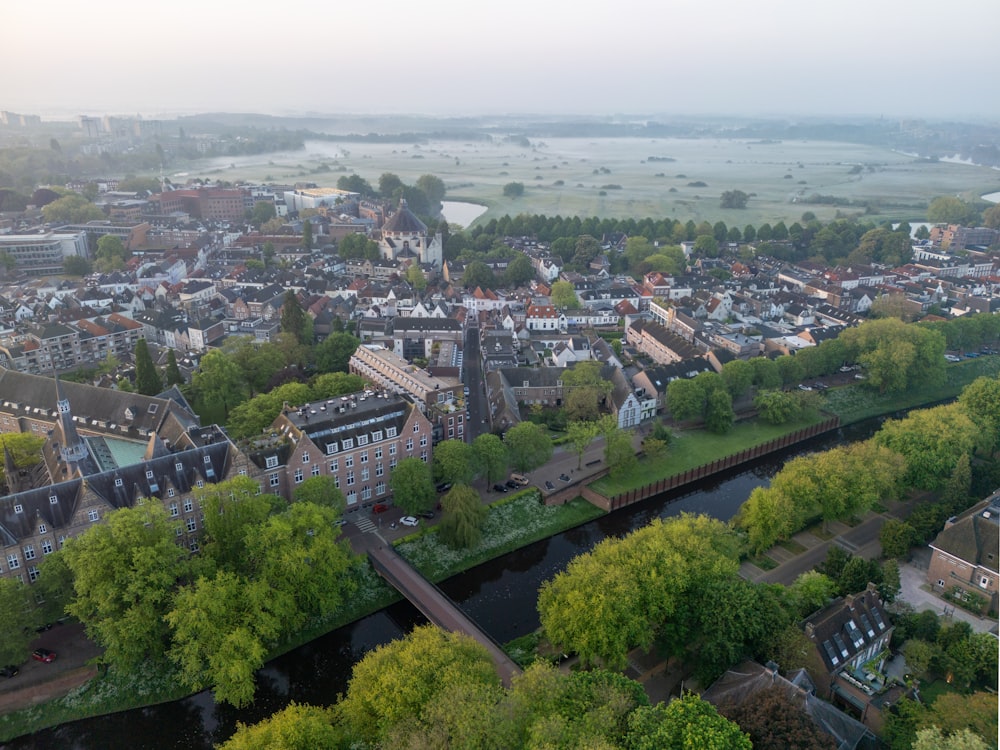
[198,476,284,572]
[503,182,525,198]
[720,190,750,209]
[564,387,601,422]
[504,421,553,473]
[693,234,719,257]
[959,376,1000,453]
[336,174,374,195]
[34,550,75,626]
[472,433,507,484]
[566,420,600,469]
[666,378,704,420]
[219,703,342,750]
[550,280,580,309]
[788,571,838,618]
[416,174,446,207]
[314,333,360,373]
[404,262,427,290]
[753,389,802,425]
[927,196,978,225]
[0,577,35,667]
[504,252,536,287]
[164,349,183,386]
[251,201,276,225]
[605,426,637,479]
[913,727,990,750]
[879,519,916,559]
[192,349,247,420]
[337,625,499,745]
[63,255,93,276]
[134,338,162,395]
[626,693,751,750]
[280,290,310,345]
[41,193,104,224]
[95,233,129,272]
[302,219,313,251]
[0,433,44,486]
[432,439,476,485]
[461,260,496,290]
[389,457,436,514]
[292,475,346,517]
[64,502,190,668]
[875,404,980,490]
[720,359,754,399]
[704,388,734,434]
[439,484,489,549]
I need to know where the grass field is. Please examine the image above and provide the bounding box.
[179,136,1000,228]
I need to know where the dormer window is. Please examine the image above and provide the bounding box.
[13,504,22,514]
[265,455,279,469]
[175,462,183,472]
[49,495,58,505]
[115,478,123,487]
[203,455,212,465]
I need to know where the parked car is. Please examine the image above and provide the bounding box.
[492,483,508,493]
[0,665,18,678]
[505,479,519,489]
[839,365,855,372]
[797,384,813,391]
[964,352,980,359]
[813,382,828,390]
[944,354,962,362]
[400,516,419,527]
[544,480,555,490]
[418,510,435,520]
[854,373,866,380]
[559,473,571,482]
[32,648,56,663]
[509,473,529,486]
[435,482,452,493]
[372,503,389,514]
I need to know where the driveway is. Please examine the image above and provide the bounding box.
[898,549,999,635]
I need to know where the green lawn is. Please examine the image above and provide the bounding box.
[590,414,825,497]
[396,491,605,581]
[778,539,808,555]
[748,555,779,571]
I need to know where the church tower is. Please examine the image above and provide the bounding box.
[54,375,90,473]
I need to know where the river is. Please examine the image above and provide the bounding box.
[10,419,880,749]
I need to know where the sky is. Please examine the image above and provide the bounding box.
[3,0,997,120]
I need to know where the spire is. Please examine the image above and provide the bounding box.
[3,444,20,494]
[53,373,89,470]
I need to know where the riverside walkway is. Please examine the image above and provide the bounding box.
[366,540,522,687]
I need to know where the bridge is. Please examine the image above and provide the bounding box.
[367,541,522,687]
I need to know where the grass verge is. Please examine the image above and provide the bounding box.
[396,490,605,581]
[748,555,779,571]
[778,539,808,555]
[590,413,825,497]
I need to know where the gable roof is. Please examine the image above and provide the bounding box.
[930,494,1000,572]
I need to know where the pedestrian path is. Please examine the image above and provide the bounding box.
[353,517,377,533]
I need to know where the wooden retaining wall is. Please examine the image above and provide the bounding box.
[593,416,841,513]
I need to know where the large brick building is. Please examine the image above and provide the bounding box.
[927,493,999,615]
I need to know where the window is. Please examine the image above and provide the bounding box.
[334,475,340,488]
[13,504,22,514]
[326,442,338,455]
[186,518,197,533]
[41,539,53,555]
[413,424,420,433]
[980,576,991,589]
[266,455,279,469]
[183,499,193,513]
[372,430,383,443]
[301,452,310,464]
[7,554,19,570]
[376,463,384,477]
[28,566,39,582]
[58,536,67,548]
[189,540,200,553]
[342,438,353,450]
[420,435,428,447]
[389,443,397,456]
[169,502,179,517]
[360,451,368,464]
[361,486,372,500]
[294,468,304,484]
[376,482,386,496]
[88,509,99,522]
[23,545,35,560]
[375,446,383,460]
[386,427,397,438]
[390,459,398,471]
[361,468,370,481]
[196,480,204,489]
[146,470,154,480]
[167,488,175,498]
[175,462,183,472]
[38,523,46,535]
[49,495,58,505]
[357,434,368,446]
[329,459,339,473]
[115,477,124,487]
[345,455,354,468]
[421,450,428,462]
[269,472,280,487]
[346,471,355,486]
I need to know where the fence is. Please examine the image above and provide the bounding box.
[590,416,841,512]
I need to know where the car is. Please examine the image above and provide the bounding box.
[797,384,813,391]
[813,382,828,390]
[965,352,980,358]
[944,354,961,362]
[418,510,435,520]
[839,365,854,373]
[505,479,519,489]
[509,473,529,486]
[854,373,866,380]
[544,480,555,490]
[559,473,571,482]
[492,483,508,493]
[32,648,56,663]
[400,516,419,527]
[335,518,348,527]
[0,665,18,678]
[435,482,452,493]
[372,503,389,514]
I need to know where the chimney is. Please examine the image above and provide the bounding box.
[845,593,855,610]
[804,622,815,639]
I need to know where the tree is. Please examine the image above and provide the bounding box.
[439,484,489,549]
[336,174,373,195]
[432,439,476,485]
[959,376,1000,453]
[192,349,246,420]
[280,290,310,345]
[41,193,104,224]
[134,338,162,395]
[754,389,801,425]
[550,280,581,309]
[251,201,276,225]
[605,427,637,479]
[694,234,720,257]
[95,233,129,272]
[461,260,496,290]
[198,476,284,572]
[416,174,446,207]
[301,219,313,251]
[566,420,600,469]
[503,182,525,198]
[875,404,979,490]
[504,252,535,287]
[879,519,915,559]
[913,728,990,750]
[64,502,191,668]
[337,625,499,745]
[164,349,183,386]
[666,378,704,421]
[626,693,752,750]
[504,421,553,473]
[0,433,44,486]
[219,703,342,750]
[564,387,600,422]
[788,571,838,617]
[389,457,436,513]
[404,262,427,290]
[314,332,360,373]
[704,388,734,434]
[720,359,754,399]
[292,475,346,517]
[927,196,977,225]
[720,189,750,209]
[472,433,507,484]
[63,255,93,276]
[720,686,836,750]
[0,577,34,667]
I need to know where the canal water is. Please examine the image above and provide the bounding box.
[10,420,881,749]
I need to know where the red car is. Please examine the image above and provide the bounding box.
[32,648,56,663]
[372,503,389,514]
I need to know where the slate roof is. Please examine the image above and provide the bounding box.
[930,494,1000,572]
[805,586,892,674]
[382,200,427,234]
